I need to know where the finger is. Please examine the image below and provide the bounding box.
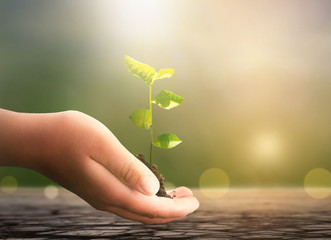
[167,186,194,198]
[106,206,181,224]
[92,165,200,219]
[88,122,159,196]
[126,193,200,219]
[69,157,199,220]
[108,187,198,221]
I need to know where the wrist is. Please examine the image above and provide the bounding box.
[0,109,52,170]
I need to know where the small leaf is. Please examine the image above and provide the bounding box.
[129,109,151,130]
[152,68,175,84]
[153,133,182,149]
[125,56,156,85]
[152,90,184,110]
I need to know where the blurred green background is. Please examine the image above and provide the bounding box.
[0,0,331,189]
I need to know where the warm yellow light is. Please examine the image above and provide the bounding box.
[304,168,331,199]
[199,168,230,199]
[252,132,282,162]
[230,44,273,71]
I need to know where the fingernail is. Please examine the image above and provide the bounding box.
[140,175,159,196]
[194,198,200,210]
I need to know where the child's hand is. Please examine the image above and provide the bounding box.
[0,109,199,224]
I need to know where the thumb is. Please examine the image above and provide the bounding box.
[117,152,160,196]
[117,154,160,195]
[91,128,160,196]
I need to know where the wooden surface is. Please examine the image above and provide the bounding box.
[1,188,331,239]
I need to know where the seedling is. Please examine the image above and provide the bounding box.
[125,56,183,166]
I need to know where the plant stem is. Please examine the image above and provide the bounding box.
[149,84,153,166]
[149,142,153,166]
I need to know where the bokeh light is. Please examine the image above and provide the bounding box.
[44,185,59,199]
[1,176,18,194]
[199,168,230,199]
[304,168,331,199]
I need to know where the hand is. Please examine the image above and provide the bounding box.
[0,109,199,224]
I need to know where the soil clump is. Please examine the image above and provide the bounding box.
[136,153,171,198]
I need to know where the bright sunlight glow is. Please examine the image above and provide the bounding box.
[95,0,173,40]
[251,132,282,163]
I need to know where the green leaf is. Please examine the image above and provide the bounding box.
[152,90,184,109]
[125,56,156,85]
[153,133,182,149]
[129,108,151,130]
[152,68,175,84]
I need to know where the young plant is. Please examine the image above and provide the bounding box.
[125,56,183,166]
